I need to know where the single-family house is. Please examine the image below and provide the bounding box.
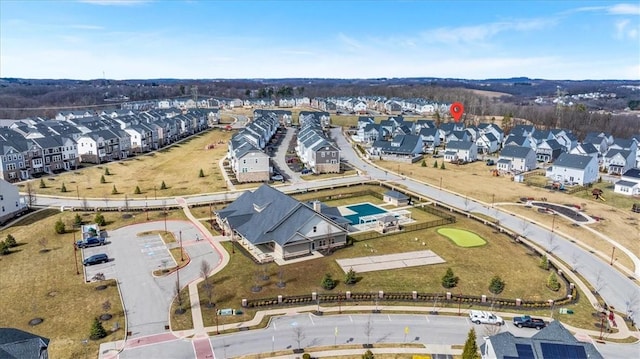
[502,134,531,149]
[535,139,564,163]
[215,184,348,262]
[480,321,603,359]
[370,135,423,163]
[476,133,499,154]
[582,133,608,155]
[230,142,271,183]
[497,145,536,174]
[602,148,636,175]
[418,127,440,153]
[443,140,477,163]
[547,153,599,185]
[614,168,640,196]
[570,143,599,160]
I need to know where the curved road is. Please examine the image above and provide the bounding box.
[28,127,640,355]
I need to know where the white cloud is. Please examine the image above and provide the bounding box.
[419,18,552,44]
[607,3,640,16]
[615,19,639,39]
[573,3,640,16]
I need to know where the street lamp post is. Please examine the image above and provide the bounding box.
[76,185,79,200]
[216,308,220,334]
[439,177,443,191]
[145,197,149,221]
[154,186,157,200]
[180,230,184,262]
[164,207,167,233]
[73,231,79,275]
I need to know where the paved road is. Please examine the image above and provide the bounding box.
[108,220,221,338]
[30,127,640,355]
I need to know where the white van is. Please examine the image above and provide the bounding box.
[469,310,504,325]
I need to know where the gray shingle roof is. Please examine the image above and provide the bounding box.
[384,190,409,200]
[616,180,638,187]
[216,185,345,246]
[500,145,533,159]
[446,140,474,150]
[554,153,594,170]
[0,328,49,359]
[623,168,640,179]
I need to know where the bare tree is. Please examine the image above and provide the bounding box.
[593,269,606,294]
[174,279,185,314]
[292,325,305,351]
[124,194,130,213]
[37,237,48,252]
[203,280,214,308]
[363,316,374,348]
[546,232,557,253]
[624,290,639,320]
[570,252,580,272]
[483,324,501,337]
[200,260,211,280]
[520,219,530,238]
[25,182,37,208]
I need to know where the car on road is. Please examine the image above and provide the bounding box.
[271,174,284,182]
[83,253,109,266]
[76,236,106,248]
[469,310,504,325]
[513,315,546,329]
[301,168,312,175]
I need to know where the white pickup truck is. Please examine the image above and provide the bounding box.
[469,310,505,325]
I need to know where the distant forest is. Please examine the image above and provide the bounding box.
[0,77,638,139]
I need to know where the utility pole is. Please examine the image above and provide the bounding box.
[610,246,616,265]
[73,231,79,275]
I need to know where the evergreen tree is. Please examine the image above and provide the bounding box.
[74,213,83,227]
[199,169,205,177]
[89,317,107,340]
[539,254,549,270]
[94,212,106,226]
[421,159,427,167]
[547,272,561,291]
[440,162,446,170]
[104,167,110,175]
[441,267,459,288]
[5,234,17,247]
[111,185,118,195]
[134,186,142,194]
[160,181,167,190]
[100,175,106,184]
[488,275,505,295]
[60,182,67,193]
[321,273,336,290]
[362,350,375,359]
[433,160,438,168]
[345,267,357,285]
[39,179,46,188]
[462,327,480,359]
[54,219,66,234]
[0,241,9,255]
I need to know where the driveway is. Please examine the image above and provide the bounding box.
[108,220,221,338]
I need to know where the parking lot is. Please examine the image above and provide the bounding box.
[81,241,116,282]
[137,234,175,273]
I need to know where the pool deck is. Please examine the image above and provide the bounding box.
[336,250,445,273]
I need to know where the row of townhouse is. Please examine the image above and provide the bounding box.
[227,110,281,183]
[296,112,340,174]
[0,108,217,182]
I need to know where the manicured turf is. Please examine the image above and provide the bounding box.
[437,228,487,247]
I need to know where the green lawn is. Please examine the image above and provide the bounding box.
[194,213,570,329]
[437,228,487,247]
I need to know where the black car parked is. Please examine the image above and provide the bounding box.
[83,253,109,266]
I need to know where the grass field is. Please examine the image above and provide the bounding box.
[25,128,233,198]
[0,208,188,359]
[373,158,640,273]
[196,212,569,329]
[437,228,487,247]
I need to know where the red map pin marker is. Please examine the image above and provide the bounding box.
[450,102,464,122]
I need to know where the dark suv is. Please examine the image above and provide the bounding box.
[76,236,105,248]
[83,253,109,266]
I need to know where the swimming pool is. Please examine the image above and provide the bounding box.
[343,203,388,224]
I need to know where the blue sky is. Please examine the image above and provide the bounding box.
[1,0,639,80]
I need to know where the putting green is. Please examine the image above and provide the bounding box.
[437,228,487,247]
